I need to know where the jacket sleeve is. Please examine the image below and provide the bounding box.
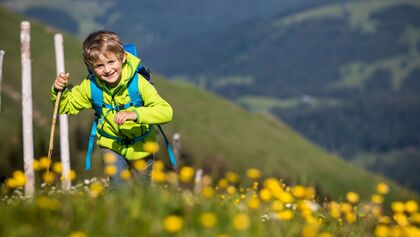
[134,77,173,124]
[51,79,92,115]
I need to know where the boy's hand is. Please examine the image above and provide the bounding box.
[114,111,137,125]
[54,72,70,91]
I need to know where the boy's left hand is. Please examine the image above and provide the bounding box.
[114,111,137,125]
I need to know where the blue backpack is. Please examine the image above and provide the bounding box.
[85,44,177,171]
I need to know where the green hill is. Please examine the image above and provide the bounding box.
[0,5,417,202]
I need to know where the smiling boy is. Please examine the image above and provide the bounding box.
[52,31,173,188]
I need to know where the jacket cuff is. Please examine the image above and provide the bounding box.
[134,110,141,123]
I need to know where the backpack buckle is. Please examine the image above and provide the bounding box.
[121,139,134,145]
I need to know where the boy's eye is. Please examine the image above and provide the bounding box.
[93,64,104,69]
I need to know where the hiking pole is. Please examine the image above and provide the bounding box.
[46,73,68,176]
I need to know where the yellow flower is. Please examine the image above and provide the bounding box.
[301,223,320,237]
[378,215,391,224]
[165,171,178,185]
[200,212,217,229]
[152,170,166,183]
[345,212,357,224]
[277,210,294,220]
[393,213,409,227]
[179,166,195,183]
[53,162,63,173]
[259,188,272,202]
[201,186,215,198]
[12,171,26,187]
[278,191,294,203]
[226,185,236,195]
[246,168,261,179]
[391,201,405,213]
[5,178,18,189]
[225,171,240,183]
[247,197,261,210]
[143,141,159,153]
[374,225,390,237]
[134,159,146,171]
[376,182,389,195]
[305,186,316,200]
[292,185,306,199]
[411,213,420,224]
[318,232,334,237]
[371,194,384,204]
[39,156,51,169]
[42,172,55,185]
[328,202,341,219]
[89,181,103,198]
[271,200,284,211]
[104,152,116,164]
[232,213,250,231]
[163,215,183,233]
[405,200,418,213]
[67,231,87,237]
[346,192,359,204]
[104,165,117,176]
[120,169,132,181]
[340,202,353,214]
[33,159,40,171]
[217,178,229,189]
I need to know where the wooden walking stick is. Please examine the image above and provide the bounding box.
[47,73,68,175]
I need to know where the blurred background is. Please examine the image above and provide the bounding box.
[0,0,419,198]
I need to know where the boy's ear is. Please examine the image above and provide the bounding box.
[122,52,127,63]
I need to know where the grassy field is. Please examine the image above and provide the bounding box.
[1,158,420,237]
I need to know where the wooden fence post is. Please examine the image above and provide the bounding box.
[21,21,34,197]
[0,50,4,112]
[54,34,71,191]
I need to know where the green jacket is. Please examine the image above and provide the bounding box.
[51,52,173,160]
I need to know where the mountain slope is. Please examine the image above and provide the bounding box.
[0,5,417,201]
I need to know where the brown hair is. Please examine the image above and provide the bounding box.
[82,30,125,67]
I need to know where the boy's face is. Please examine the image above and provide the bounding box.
[92,52,126,88]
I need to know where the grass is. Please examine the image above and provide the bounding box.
[1,159,420,237]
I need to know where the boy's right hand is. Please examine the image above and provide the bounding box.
[54,72,70,91]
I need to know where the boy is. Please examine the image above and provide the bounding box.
[52,30,173,188]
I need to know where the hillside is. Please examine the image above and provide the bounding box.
[141,0,420,192]
[0,5,417,202]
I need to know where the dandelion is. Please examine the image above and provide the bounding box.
[272,200,284,211]
[52,162,63,173]
[391,201,405,213]
[165,171,178,185]
[277,210,294,221]
[247,197,261,210]
[301,223,320,237]
[225,171,240,184]
[232,213,250,231]
[246,168,261,179]
[152,170,166,183]
[42,172,55,185]
[376,182,389,195]
[374,224,390,237]
[217,178,229,189]
[143,141,159,153]
[163,215,183,233]
[393,213,409,227]
[179,166,195,183]
[346,191,359,204]
[371,194,384,204]
[259,188,272,202]
[201,186,215,198]
[405,200,418,213]
[39,156,51,169]
[345,212,357,224]
[292,185,306,199]
[33,159,40,171]
[318,232,334,237]
[200,212,217,229]
[89,181,103,198]
[36,196,60,210]
[67,231,88,237]
[340,202,353,214]
[104,152,116,164]
[134,159,146,171]
[120,169,132,181]
[304,186,316,200]
[12,171,26,187]
[104,165,117,176]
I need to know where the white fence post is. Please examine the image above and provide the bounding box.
[172,133,181,162]
[54,34,71,191]
[21,21,34,197]
[0,50,4,112]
